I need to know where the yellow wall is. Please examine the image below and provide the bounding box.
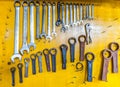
[0,0,120,87]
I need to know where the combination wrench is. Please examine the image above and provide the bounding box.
[28,1,36,49]
[24,58,30,77]
[65,3,69,29]
[20,1,29,55]
[11,1,21,62]
[73,3,77,26]
[69,3,73,27]
[17,63,23,83]
[31,54,36,74]
[10,67,16,86]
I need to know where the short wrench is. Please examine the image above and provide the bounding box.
[85,52,95,82]
[24,58,30,77]
[20,1,29,55]
[76,4,80,25]
[79,4,83,23]
[78,35,86,61]
[43,49,51,72]
[69,3,73,27]
[31,54,36,74]
[60,44,68,69]
[28,1,36,49]
[36,51,43,73]
[73,3,77,26]
[50,48,57,72]
[17,63,23,83]
[65,3,69,29]
[10,67,16,86]
[68,37,76,62]
[11,1,21,62]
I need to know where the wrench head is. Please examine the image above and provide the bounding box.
[40,33,46,38]
[46,35,52,40]
[65,25,69,29]
[28,42,36,50]
[61,26,67,32]
[20,45,29,55]
[69,23,74,27]
[56,20,62,26]
[11,53,22,63]
[51,32,57,37]
[73,23,77,27]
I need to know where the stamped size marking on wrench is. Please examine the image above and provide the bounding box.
[20,1,29,55]
[85,52,95,82]
[78,35,86,61]
[24,58,30,77]
[73,3,77,26]
[69,3,73,27]
[17,63,23,83]
[11,1,21,62]
[31,54,36,74]
[10,67,16,86]
[109,42,119,73]
[65,3,69,29]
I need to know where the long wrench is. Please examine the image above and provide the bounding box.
[11,1,21,62]
[79,4,83,23]
[20,1,29,55]
[24,58,30,77]
[65,3,69,29]
[69,3,73,27]
[73,3,77,26]
[10,67,16,86]
[76,4,80,25]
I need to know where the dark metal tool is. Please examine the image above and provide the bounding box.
[10,67,16,86]
[50,48,57,72]
[78,35,86,61]
[85,52,95,82]
[109,42,119,73]
[68,37,76,62]
[17,63,23,83]
[24,58,30,77]
[30,54,36,74]
[43,49,51,72]
[60,44,68,69]
[76,62,84,71]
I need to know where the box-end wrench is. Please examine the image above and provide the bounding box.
[50,48,57,72]
[36,51,43,73]
[10,67,16,86]
[73,3,77,26]
[68,37,76,62]
[60,44,68,69]
[65,3,69,29]
[20,1,29,55]
[91,4,94,20]
[11,1,21,63]
[108,42,119,73]
[78,35,86,61]
[43,49,51,72]
[76,4,80,25]
[51,2,57,37]
[28,1,36,49]
[30,54,36,74]
[101,49,112,81]
[69,3,73,27]
[85,52,95,82]
[17,63,23,83]
[85,23,92,45]
[79,4,83,24]
[24,58,30,77]
[46,2,52,40]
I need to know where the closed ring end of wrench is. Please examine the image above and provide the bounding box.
[14,0,21,7]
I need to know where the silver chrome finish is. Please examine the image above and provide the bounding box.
[69,3,73,27]
[79,4,83,23]
[73,4,77,26]
[65,3,69,29]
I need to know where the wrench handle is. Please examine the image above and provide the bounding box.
[70,44,75,62]
[70,4,73,23]
[112,51,118,73]
[11,71,15,86]
[32,59,36,74]
[57,2,61,20]
[61,48,67,69]
[80,42,85,61]
[42,4,46,33]
[45,55,51,72]
[80,4,83,21]
[51,55,56,72]
[38,56,42,73]
[87,61,93,82]
[24,65,28,77]
[19,69,23,83]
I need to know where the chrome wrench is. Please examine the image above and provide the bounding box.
[76,4,80,25]
[73,3,77,26]
[65,3,69,29]
[69,3,73,27]
[24,58,30,77]
[91,4,94,20]
[79,4,83,23]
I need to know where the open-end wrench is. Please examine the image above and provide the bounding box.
[108,42,119,73]
[24,58,30,77]
[85,23,92,45]
[101,49,112,81]
[28,1,36,49]
[46,2,52,40]
[40,2,47,38]
[76,4,80,25]
[43,49,51,72]
[36,51,43,73]
[78,35,86,61]
[69,3,73,27]
[60,44,68,69]
[56,2,62,26]
[17,63,23,83]
[68,37,76,62]
[10,67,16,86]
[11,1,21,62]
[73,3,77,26]
[91,4,94,20]
[50,48,57,72]
[30,54,36,74]
[79,4,83,23]
[51,2,57,37]
[85,52,95,82]
[36,1,40,39]
[20,1,29,55]
[65,3,69,29]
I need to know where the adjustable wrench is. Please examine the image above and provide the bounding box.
[11,1,21,62]
[76,4,80,25]
[20,1,29,55]
[17,63,23,83]
[78,35,86,61]
[69,3,73,27]
[36,51,43,73]
[68,37,76,62]
[60,44,68,69]
[50,48,57,72]
[24,58,30,77]
[43,49,51,72]
[65,3,69,29]
[73,3,77,26]
[28,1,36,49]
[10,67,16,86]
[31,54,36,74]
[85,52,95,82]
[109,42,119,73]
[79,4,83,23]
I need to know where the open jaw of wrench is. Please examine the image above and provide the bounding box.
[78,35,86,61]
[85,23,92,45]
[69,3,73,27]
[17,63,23,83]
[43,49,51,72]
[108,42,119,73]
[60,44,68,69]
[24,58,30,77]
[65,3,69,29]
[11,1,22,62]
[36,51,43,73]
[56,2,62,26]
[101,49,112,81]
[68,37,76,62]
[73,3,77,26]
[20,1,29,55]
[28,1,36,49]
[50,48,57,72]
[85,52,95,82]
[10,67,16,86]
[30,54,36,74]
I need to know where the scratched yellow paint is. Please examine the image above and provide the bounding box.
[0,0,120,87]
